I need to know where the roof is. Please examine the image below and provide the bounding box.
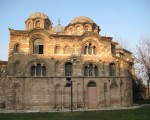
[70,16,95,24]
[29,12,49,19]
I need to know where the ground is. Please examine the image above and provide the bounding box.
[0,105,150,120]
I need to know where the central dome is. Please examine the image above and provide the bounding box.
[70,16,94,24]
[29,12,49,19]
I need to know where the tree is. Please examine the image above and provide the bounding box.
[132,78,146,101]
[134,37,150,98]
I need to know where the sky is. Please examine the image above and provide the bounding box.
[0,0,150,61]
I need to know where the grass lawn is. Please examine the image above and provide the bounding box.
[0,105,150,120]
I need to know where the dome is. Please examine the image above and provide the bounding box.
[53,24,65,33]
[70,16,95,24]
[29,12,49,19]
[53,19,65,33]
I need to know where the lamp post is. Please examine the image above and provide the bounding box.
[66,77,73,112]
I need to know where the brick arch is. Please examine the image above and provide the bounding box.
[63,45,73,54]
[29,32,49,54]
[12,83,22,110]
[54,44,62,54]
[81,39,99,55]
[23,59,49,76]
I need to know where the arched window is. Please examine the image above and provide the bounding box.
[89,64,93,76]
[45,22,49,30]
[33,39,44,54]
[31,66,36,76]
[84,64,98,77]
[31,64,46,76]
[94,66,98,76]
[14,44,19,53]
[88,43,92,55]
[111,44,116,55]
[77,27,81,35]
[93,46,96,55]
[35,21,40,28]
[42,66,46,76]
[109,63,115,76]
[85,26,88,32]
[88,82,96,87]
[84,46,87,54]
[65,62,72,76]
[70,28,73,35]
[36,64,41,76]
[84,66,88,76]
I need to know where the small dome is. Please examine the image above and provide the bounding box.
[53,19,65,33]
[53,25,65,33]
[70,16,94,24]
[29,12,49,19]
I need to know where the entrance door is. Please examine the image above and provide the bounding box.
[88,82,97,109]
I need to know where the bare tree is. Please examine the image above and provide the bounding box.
[114,35,130,50]
[134,37,150,98]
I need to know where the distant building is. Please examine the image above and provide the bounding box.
[0,12,134,110]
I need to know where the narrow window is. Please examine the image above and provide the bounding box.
[36,64,41,76]
[31,66,36,76]
[88,43,92,55]
[45,22,49,30]
[65,62,72,76]
[111,44,116,55]
[14,44,19,53]
[77,27,81,35]
[94,66,98,76]
[85,27,88,32]
[84,46,87,54]
[93,46,96,55]
[89,64,93,76]
[84,66,88,76]
[70,29,73,35]
[109,63,115,76]
[36,21,40,28]
[33,39,44,54]
[42,66,46,76]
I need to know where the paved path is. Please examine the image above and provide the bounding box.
[0,104,150,113]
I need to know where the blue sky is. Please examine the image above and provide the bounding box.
[0,0,150,60]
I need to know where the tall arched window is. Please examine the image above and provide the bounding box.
[31,66,36,76]
[70,28,73,35]
[88,43,92,55]
[85,26,88,32]
[33,39,44,54]
[109,63,115,76]
[88,81,96,87]
[84,46,87,54]
[77,27,81,35]
[111,44,116,55]
[94,66,98,76]
[89,64,93,76]
[31,64,46,76]
[84,64,98,77]
[45,22,49,30]
[93,46,96,55]
[14,44,20,53]
[35,21,40,28]
[65,62,72,76]
[84,66,88,76]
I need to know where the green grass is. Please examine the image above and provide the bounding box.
[0,105,150,120]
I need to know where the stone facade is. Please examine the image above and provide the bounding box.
[0,12,134,110]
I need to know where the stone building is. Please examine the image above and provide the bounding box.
[0,12,134,110]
